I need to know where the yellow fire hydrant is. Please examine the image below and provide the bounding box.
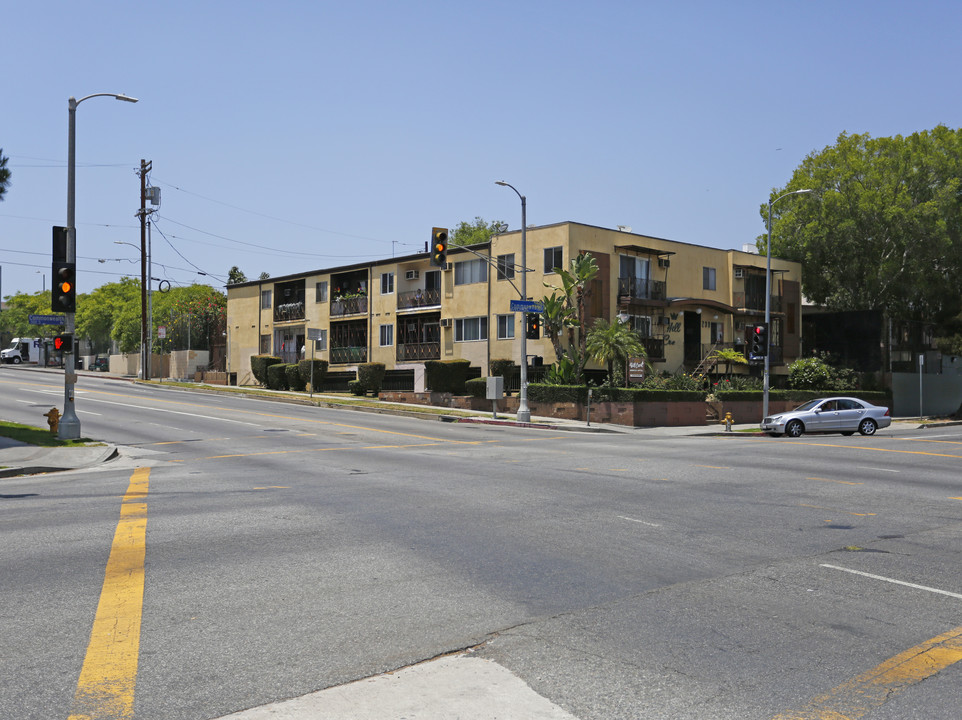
[724,411,734,432]
[44,407,61,434]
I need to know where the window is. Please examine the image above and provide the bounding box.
[315,281,328,303]
[497,253,515,281]
[497,314,515,340]
[703,267,717,291]
[454,259,487,285]
[627,314,652,337]
[710,322,724,343]
[544,247,563,274]
[379,324,394,347]
[259,334,271,354]
[454,316,488,342]
[261,290,272,309]
[380,272,394,294]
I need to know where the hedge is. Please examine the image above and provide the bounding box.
[425,359,472,394]
[357,362,386,395]
[718,389,891,404]
[528,384,706,403]
[285,364,306,392]
[251,355,282,385]
[266,363,290,390]
[298,359,328,390]
[465,377,488,398]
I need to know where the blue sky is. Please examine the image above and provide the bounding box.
[2,0,960,299]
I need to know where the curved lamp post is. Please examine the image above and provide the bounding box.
[60,92,138,439]
[763,188,811,421]
[495,181,531,424]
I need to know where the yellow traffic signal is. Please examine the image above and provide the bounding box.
[430,227,448,267]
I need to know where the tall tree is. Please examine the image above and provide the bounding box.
[541,252,599,382]
[765,126,962,332]
[586,318,647,389]
[227,266,248,285]
[450,217,507,246]
[0,148,10,202]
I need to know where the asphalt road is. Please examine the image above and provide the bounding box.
[2,366,962,719]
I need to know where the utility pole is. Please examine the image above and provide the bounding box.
[138,159,151,380]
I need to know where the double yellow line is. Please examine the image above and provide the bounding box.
[68,468,149,720]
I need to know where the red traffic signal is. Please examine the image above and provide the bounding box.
[749,323,768,359]
[53,334,74,353]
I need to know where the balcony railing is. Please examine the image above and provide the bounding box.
[331,295,368,317]
[639,337,665,360]
[274,301,305,323]
[397,288,441,310]
[733,292,781,313]
[618,277,666,301]
[330,346,367,364]
[396,342,441,362]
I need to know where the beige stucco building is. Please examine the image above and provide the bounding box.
[225,222,802,387]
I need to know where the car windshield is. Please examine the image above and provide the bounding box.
[793,400,822,412]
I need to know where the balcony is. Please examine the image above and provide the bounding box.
[331,295,368,317]
[330,346,367,364]
[639,337,665,361]
[618,277,666,302]
[733,292,781,313]
[274,301,305,323]
[397,288,441,310]
[397,342,441,362]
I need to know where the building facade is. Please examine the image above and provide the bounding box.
[225,222,803,387]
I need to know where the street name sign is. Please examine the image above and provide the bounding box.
[29,314,67,326]
[509,300,544,313]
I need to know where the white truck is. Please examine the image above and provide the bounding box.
[1,337,42,364]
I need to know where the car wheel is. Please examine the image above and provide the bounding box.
[858,418,878,436]
[841,431,855,436]
[785,420,804,438]
[12,356,22,364]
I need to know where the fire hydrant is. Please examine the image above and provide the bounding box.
[44,407,61,434]
[724,411,734,432]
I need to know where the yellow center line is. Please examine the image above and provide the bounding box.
[808,477,864,485]
[69,467,150,720]
[799,503,876,517]
[772,626,962,719]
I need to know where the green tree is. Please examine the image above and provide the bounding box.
[76,278,140,354]
[0,291,58,339]
[227,266,248,285]
[542,252,599,382]
[450,217,507,246]
[586,318,647,389]
[0,148,10,202]
[765,126,962,336]
[708,348,748,379]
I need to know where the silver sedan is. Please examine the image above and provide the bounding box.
[761,397,892,437]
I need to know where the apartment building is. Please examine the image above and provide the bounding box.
[225,221,803,387]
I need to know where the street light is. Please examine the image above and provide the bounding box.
[60,92,138,439]
[763,188,812,420]
[495,180,531,424]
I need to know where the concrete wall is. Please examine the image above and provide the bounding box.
[892,372,962,417]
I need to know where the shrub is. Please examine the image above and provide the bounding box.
[250,355,282,385]
[465,377,488,398]
[298,359,328,390]
[348,380,365,396]
[357,362,386,395]
[639,372,705,391]
[285,364,305,392]
[266,363,290,390]
[425,359,472,393]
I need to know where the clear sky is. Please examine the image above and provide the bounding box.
[2,0,960,299]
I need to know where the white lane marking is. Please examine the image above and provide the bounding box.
[618,515,661,527]
[73,396,263,427]
[821,564,962,600]
[857,466,900,473]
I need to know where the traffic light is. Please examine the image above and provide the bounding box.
[749,323,768,359]
[51,262,77,312]
[525,312,541,340]
[53,334,73,353]
[430,227,448,267]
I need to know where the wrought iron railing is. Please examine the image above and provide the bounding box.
[330,346,367,364]
[330,296,368,317]
[274,301,305,323]
[397,288,441,310]
[617,277,666,301]
[733,292,781,313]
[396,342,441,362]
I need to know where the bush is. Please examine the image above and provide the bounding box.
[250,355,282,385]
[266,363,290,390]
[528,384,704,403]
[285,364,305,392]
[465,377,488,398]
[357,362,386,395]
[639,372,705,391]
[298,359,328,390]
[425,359,472,393]
[348,380,365,396]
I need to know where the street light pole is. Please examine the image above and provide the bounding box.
[60,92,138,439]
[496,181,531,424]
[763,188,812,420]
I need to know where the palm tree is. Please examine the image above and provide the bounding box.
[0,149,11,202]
[586,318,647,390]
[709,348,748,379]
[544,253,599,382]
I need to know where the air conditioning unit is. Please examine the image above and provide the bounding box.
[440,318,451,328]
[658,316,670,325]
[734,268,745,279]
[443,262,452,271]
[405,270,420,280]
[658,258,670,268]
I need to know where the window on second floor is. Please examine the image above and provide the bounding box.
[544,246,563,274]
[381,272,394,294]
[454,259,487,285]
[379,324,394,346]
[703,267,717,291]
[261,290,272,309]
[497,314,514,339]
[315,281,328,303]
[497,253,515,281]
